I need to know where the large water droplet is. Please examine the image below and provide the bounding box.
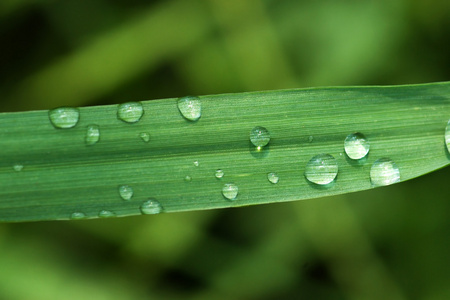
[177,96,202,121]
[48,107,80,129]
[119,185,133,201]
[85,124,100,145]
[71,212,86,220]
[250,126,270,149]
[445,120,450,153]
[344,132,370,160]
[13,164,23,172]
[305,154,338,185]
[215,169,224,179]
[117,102,143,123]
[140,199,162,214]
[267,172,279,184]
[98,210,116,218]
[139,132,150,143]
[370,158,400,186]
[222,183,238,200]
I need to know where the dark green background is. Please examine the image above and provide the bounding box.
[1,0,449,299]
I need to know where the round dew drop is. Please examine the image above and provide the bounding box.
[344,132,370,160]
[193,160,199,167]
[177,96,202,121]
[119,185,133,201]
[140,199,162,214]
[13,164,23,172]
[85,124,100,145]
[250,126,270,149]
[222,183,238,200]
[370,158,400,186]
[445,119,450,153]
[71,212,86,220]
[215,169,224,179]
[184,175,192,182]
[305,153,338,185]
[139,132,150,143]
[117,102,144,123]
[98,210,116,218]
[48,107,80,129]
[267,172,279,184]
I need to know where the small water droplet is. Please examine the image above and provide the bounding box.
[71,212,86,220]
[250,126,270,149]
[119,185,133,201]
[267,172,279,184]
[370,158,400,186]
[184,175,192,182]
[48,107,80,129]
[177,96,202,121]
[215,169,224,179]
[117,102,144,123]
[305,154,338,185]
[98,210,116,218]
[222,183,238,200]
[344,132,370,160]
[139,132,150,142]
[85,124,100,145]
[140,199,163,214]
[193,160,199,167]
[308,136,314,143]
[445,120,450,153]
[13,164,23,172]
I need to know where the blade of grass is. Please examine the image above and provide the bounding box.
[0,82,449,222]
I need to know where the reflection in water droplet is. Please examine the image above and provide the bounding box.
[140,199,162,214]
[445,120,450,153]
[215,169,224,179]
[13,164,23,172]
[305,154,338,185]
[119,185,133,201]
[184,175,192,182]
[267,172,279,184]
[85,124,100,145]
[48,107,80,129]
[344,132,370,160]
[370,158,400,186]
[139,132,150,142]
[193,160,199,167]
[177,96,202,121]
[117,102,144,123]
[98,210,116,218]
[250,126,270,149]
[222,183,238,200]
[71,212,86,220]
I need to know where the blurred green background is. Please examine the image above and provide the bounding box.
[1,0,450,299]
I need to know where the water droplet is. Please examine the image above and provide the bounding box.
[222,183,238,200]
[184,175,192,182]
[177,96,201,121]
[117,102,143,123]
[119,185,133,201]
[344,132,370,160]
[48,107,80,129]
[308,136,314,143]
[305,154,338,185]
[267,172,279,184]
[98,210,116,218]
[71,212,86,220]
[215,169,224,179]
[85,124,100,145]
[250,126,270,149]
[445,120,450,153]
[370,158,400,186]
[193,160,199,167]
[140,199,163,214]
[139,132,150,142]
[13,164,23,172]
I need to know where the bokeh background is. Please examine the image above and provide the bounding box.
[1,0,450,299]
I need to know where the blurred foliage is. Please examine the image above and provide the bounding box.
[0,0,449,299]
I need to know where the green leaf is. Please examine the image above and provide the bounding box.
[1,82,449,222]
